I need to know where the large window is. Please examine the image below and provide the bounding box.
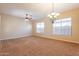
[53,17,71,35]
[36,22,44,33]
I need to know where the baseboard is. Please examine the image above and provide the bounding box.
[33,35,79,44]
[0,34,32,40]
[1,34,79,44]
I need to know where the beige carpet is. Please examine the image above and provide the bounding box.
[0,36,79,56]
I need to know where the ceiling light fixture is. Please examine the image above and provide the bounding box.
[48,4,60,23]
[48,12,60,20]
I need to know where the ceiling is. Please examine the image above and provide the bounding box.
[0,3,79,20]
[0,3,52,20]
[54,3,79,13]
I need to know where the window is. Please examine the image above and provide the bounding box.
[36,22,44,33]
[53,17,71,35]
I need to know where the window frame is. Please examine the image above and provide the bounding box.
[52,17,72,36]
[36,22,44,33]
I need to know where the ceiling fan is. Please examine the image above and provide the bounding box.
[25,13,32,21]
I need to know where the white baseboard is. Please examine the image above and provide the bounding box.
[34,35,79,44]
[0,34,32,40]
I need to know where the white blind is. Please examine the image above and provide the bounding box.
[36,22,44,33]
[53,17,71,35]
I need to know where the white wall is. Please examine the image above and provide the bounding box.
[1,14,32,40]
[0,16,2,39]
